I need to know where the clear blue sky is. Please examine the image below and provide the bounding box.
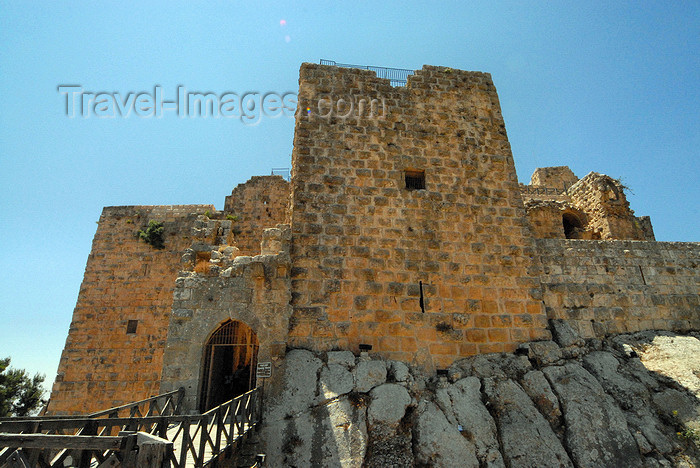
[1,1,698,391]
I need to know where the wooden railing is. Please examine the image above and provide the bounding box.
[0,388,261,468]
[88,386,185,419]
[0,432,171,468]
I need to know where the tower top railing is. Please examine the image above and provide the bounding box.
[320,59,414,87]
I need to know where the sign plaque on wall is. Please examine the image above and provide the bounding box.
[256,362,272,378]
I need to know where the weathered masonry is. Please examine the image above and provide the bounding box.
[47,63,700,415]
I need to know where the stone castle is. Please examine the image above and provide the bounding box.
[46,63,700,415]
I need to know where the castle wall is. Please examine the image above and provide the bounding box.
[46,205,211,415]
[539,239,700,338]
[524,202,567,239]
[160,226,292,412]
[568,172,649,240]
[223,176,290,255]
[529,166,578,188]
[287,63,550,371]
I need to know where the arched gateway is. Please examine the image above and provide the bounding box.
[199,320,259,412]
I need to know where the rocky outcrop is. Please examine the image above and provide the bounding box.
[260,326,700,467]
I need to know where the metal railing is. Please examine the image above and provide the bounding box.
[320,59,414,87]
[271,167,290,181]
[0,387,261,468]
[520,185,569,196]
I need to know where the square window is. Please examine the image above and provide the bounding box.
[405,170,425,190]
[126,320,138,334]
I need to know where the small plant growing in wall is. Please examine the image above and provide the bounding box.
[138,220,165,249]
[226,214,239,222]
[672,410,700,445]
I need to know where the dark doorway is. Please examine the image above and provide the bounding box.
[199,320,258,412]
[562,213,584,239]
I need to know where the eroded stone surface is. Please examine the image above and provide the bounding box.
[437,376,504,467]
[260,333,700,467]
[520,370,563,430]
[353,360,387,393]
[544,363,644,468]
[368,383,410,427]
[318,363,354,400]
[413,399,479,468]
[483,377,573,468]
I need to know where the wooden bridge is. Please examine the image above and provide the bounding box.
[0,387,262,467]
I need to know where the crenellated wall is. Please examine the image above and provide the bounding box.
[539,239,700,338]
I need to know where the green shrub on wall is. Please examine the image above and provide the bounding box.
[138,220,165,249]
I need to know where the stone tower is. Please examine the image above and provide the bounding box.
[287,64,550,370]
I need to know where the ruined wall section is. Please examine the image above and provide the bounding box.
[524,201,569,239]
[47,204,212,415]
[568,172,651,240]
[288,63,550,371]
[160,226,292,412]
[539,239,700,338]
[529,166,579,188]
[223,176,290,256]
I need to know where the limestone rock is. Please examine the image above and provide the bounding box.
[549,319,585,348]
[520,340,563,367]
[271,395,368,468]
[582,351,647,409]
[413,399,479,468]
[277,408,315,467]
[388,360,410,383]
[368,383,411,427]
[652,388,700,432]
[276,349,322,412]
[636,333,700,398]
[318,363,354,400]
[544,362,643,467]
[437,376,504,467]
[353,360,387,393]
[364,384,414,467]
[520,370,563,430]
[327,350,356,369]
[451,353,530,380]
[582,351,675,454]
[483,377,573,468]
[318,396,368,468]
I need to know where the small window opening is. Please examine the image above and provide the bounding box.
[126,320,138,334]
[562,213,584,239]
[405,170,425,190]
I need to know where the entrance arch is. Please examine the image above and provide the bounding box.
[199,320,259,412]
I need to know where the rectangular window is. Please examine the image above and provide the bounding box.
[405,170,425,190]
[126,320,138,334]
